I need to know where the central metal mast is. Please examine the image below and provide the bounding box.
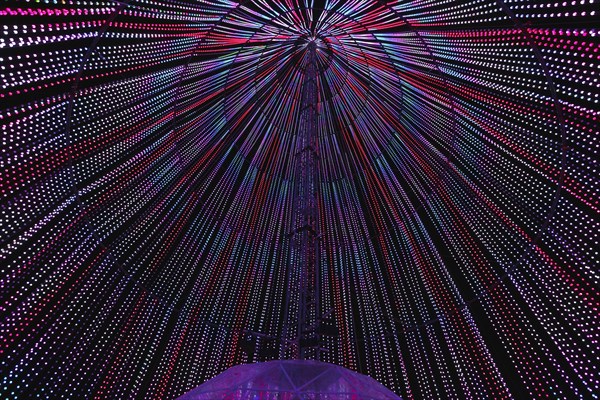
[296,40,321,360]
[283,39,323,360]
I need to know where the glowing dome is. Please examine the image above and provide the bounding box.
[177,360,401,400]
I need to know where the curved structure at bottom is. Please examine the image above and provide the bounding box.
[177,360,401,400]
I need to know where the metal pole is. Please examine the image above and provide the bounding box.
[282,38,322,360]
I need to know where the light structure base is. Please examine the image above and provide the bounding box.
[177,360,402,399]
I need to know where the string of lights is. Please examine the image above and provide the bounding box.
[1,0,598,398]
